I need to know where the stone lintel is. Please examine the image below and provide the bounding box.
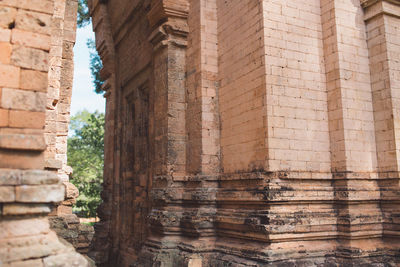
[0,133,46,151]
[3,203,52,215]
[45,159,63,169]
[362,0,400,21]
[0,169,60,186]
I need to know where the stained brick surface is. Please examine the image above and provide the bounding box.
[2,0,400,266]
[0,0,88,266]
[89,0,400,266]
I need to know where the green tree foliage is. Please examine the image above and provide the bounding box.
[87,39,104,94]
[68,110,105,218]
[77,0,90,28]
[77,0,104,94]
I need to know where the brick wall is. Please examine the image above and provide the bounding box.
[187,0,220,175]
[88,0,400,266]
[263,0,331,172]
[0,0,88,266]
[217,0,268,172]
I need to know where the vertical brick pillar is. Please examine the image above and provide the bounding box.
[362,0,400,244]
[140,0,191,264]
[186,0,220,175]
[148,0,188,180]
[0,1,87,266]
[87,0,116,264]
[46,0,79,217]
[320,0,382,259]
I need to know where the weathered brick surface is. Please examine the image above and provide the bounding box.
[20,69,48,92]
[0,108,9,127]
[12,29,51,51]
[16,184,65,202]
[0,28,11,42]
[1,88,46,112]
[88,0,400,266]
[218,0,267,172]
[0,186,15,202]
[11,45,49,71]
[15,9,52,35]
[0,0,87,266]
[3,203,52,215]
[0,64,20,88]
[9,110,46,129]
[0,42,12,64]
[2,0,400,266]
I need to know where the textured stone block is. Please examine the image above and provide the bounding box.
[0,186,15,202]
[0,133,46,150]
[0,149,44,169]
[45,159,62,169]
[43,252,89,267]
[0,28,11,42]
[0,232,64,263]
[14,0,54,15]
[20,170,59,185]
[12,29,51,51]
[1,88,46,111]
[55,204,72,215]
[9,110,45,129]
[0,6,17,28]
[0,168,21,185]
[0,42,12,64]
[11,45,49,71]
[64,181,79,199]
[0,108,9,127]
[2,259,44,267]
[0,217,50,239]
[20,69,48,92]
[15,9,52,35]
[0,64,19,88]
[3,203,51,215]
[15,184,64,202]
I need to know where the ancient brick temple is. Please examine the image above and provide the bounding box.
[86,0,400,265]
[2,0,400,266]
[0,0,90,266]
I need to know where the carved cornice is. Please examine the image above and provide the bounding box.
[361,0,400,8]
[361,0,400,21]
[147,0,189,29]
[88,0,116,95]
[148,21,188,50]
[147,0,189,49]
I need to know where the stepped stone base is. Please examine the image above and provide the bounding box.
[49,214,95,255]
[0,216,88,267]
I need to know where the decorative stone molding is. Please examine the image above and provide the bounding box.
[147,0,189,50]
[362,0,400,21]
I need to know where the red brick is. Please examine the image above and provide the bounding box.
[0,108,9,127]
[11,29,51,51]
[0,42,12,64]
[9,110,45,129]
[0,64,19,88]
[20,69,48,92]
[0,28,11,42]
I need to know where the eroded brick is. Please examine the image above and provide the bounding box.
[20,69,48,91]
[9,110,45,129]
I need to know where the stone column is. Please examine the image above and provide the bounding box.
[320,0,382,261]
[87,0,117,264]
[362,0,400,247]
[0,1,87,266]
[138,0,192,265]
